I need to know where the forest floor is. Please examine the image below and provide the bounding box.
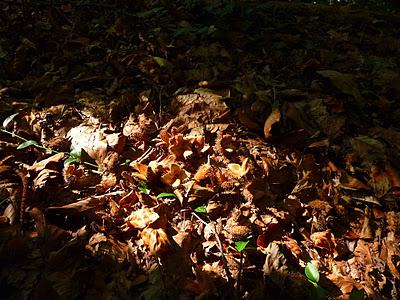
[1,1,400,299]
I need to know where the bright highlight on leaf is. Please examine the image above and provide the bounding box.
[156,192,176,199]
[153,56,173,70]
[305,262,320,283]
[2,113,19,128]
[17,140,38,149]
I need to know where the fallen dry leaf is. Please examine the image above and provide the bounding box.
[263,108,281,140]
[140,227,170,256]
[125,207,159,229]
[310,230,338,257]
[227,158,249,179]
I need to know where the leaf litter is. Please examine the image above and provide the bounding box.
[0,1,400,299]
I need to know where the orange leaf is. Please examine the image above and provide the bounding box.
[263,108,281,140]
[140,228,170,256]
[310,231,338,257]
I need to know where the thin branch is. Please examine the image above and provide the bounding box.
[192,212,237,298]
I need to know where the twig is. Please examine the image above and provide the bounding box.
[236,251,243,296]
[16,168,28,224]
[191,212,237,298]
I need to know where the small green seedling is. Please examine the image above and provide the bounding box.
[194,204,207,213]
[156,192,176,199]
[305,262,326,300]
[138,182,150,195]
[64,149,82,166]
[235,239,250,252]
[305,262,320,284]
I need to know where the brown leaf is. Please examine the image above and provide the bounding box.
[48,195,105,213]
[340,173,370,190]
[140,228,170,256]
[125,207,159,229]
[130,162,149,181]
[263,108,281,140]
[227,158,249,179]
[29,153,65,172]
[68,126,123,164]
[262,243,288,276]
[326,274,359,295]
[32,169,60,190]
[310,231,338,257]
[161,163,188,187]
[385,163,400,187]
[283,237,302,259]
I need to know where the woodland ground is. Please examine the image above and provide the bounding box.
[0,1,400,299]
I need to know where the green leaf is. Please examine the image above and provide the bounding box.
[2,113,19,128]
[69,149,82,159]
[235,240,250,252]
[17,140,38,149]
[305,262,320,283]
[194,204,207,214]
[153,56,173,70]
[138,182,150,195]
[156,192,176,199]
[350,290,365,300]
[64,156,80,166]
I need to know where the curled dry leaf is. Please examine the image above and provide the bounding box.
[283,236,302,259]
[48,195,106,214]
[140,227,170,256]
[340,172,371,190]
[263,108,281,140]
[227,158,249,179]
[193,163,213,182]
[161,163,188,187]
[33,169,61,190]
[29,152,65,172]
[130,162,150,181]
[172,232,193,253]
[310,230,338,257]
[169,133,192,160]
[326,274,360,295]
